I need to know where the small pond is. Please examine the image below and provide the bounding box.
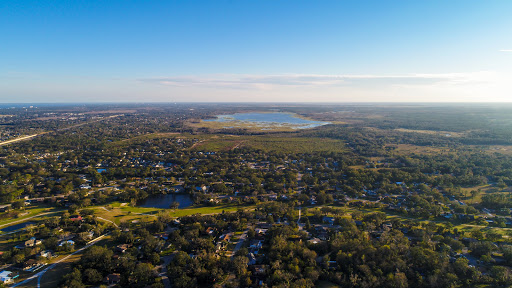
[1,221,36,232]
[139,194,194,209]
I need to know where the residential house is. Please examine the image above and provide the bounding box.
[322,216,335,225]
[0,271,15,284]
[69,215,83,222]
[58,240,75,247]
[116,244,130,253]
[38,251,52,258]
[22,259,40,271]
[24,237,42,248]
[105,273,121,285]
[205,227,215,236]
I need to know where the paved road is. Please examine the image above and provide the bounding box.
[232,229,249,257]
[11,233,110,288]
[159,253,175,288]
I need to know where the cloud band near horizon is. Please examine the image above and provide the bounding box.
[139,72,494,89]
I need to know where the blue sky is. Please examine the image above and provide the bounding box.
[1,0,511,102]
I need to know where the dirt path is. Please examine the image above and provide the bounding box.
[96,216,119,227]
[189,140,205,149]
[230,140,247,150]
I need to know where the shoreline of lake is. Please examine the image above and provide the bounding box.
[205,112,330,129]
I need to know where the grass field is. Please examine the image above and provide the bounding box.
[108,131,346,154]
[460,185,493,203]
[480,145,512,155]
[0,205,62,228]
[389,144,451,155]
[190,135,346,153]
[91,204,161,225]
[394,128,465,137]
[166,204,254,217]
[92,202,254,225]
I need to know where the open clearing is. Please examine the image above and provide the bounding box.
[394,128,464,137]
[0,205,61,228]
[190,135,346,153]
[389,144,452,155]
[92,203,254,225]
[109,132,346,153]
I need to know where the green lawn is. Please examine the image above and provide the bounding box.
[0,205,62,228]
[92,202,254,225]
[91,205,159,225]
[167,204,254,217]
[189,135,346,153]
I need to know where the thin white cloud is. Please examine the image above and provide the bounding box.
[500,49,512,52]
[139,72,491,90]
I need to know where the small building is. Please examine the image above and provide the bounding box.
[69,215,83,222]
[22,259,40,271]
[59,240,75,247]
[24,237,42,248]
[249,240,263,250]
[105,273,121,285]
[0,270,15,284]
[322,216,335,225]
[219,234,231,243]
[116,244,130,253]
[248,253,257,265]
[155,233,169,240]
[205,227,215,236]
[307,238,323,245]
[38,251,52,258]
[250,265,267,276]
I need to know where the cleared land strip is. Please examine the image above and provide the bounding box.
[0,134,41,146]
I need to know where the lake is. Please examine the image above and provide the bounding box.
[1,221,36,232]
[139,194,194,209]
[206,112,329,129]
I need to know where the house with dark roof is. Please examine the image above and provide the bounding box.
[105,273,121,284]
